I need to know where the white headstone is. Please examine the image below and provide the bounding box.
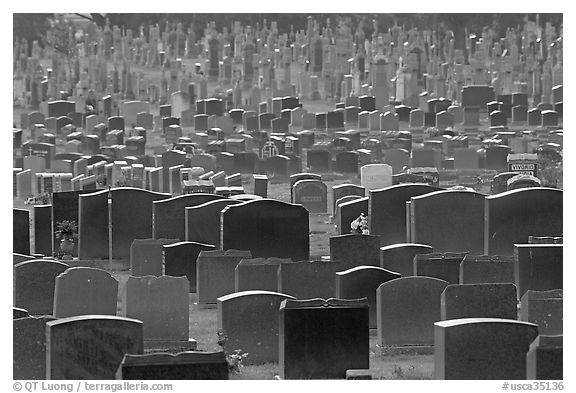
[360,163,393,191]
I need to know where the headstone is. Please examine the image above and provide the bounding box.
[520,290,562,336]
[162,241,216,293]
[279,298,369,379]
[197,250,252,305]
[116,351,228,380]
[441,283,517,320]
[124,275,189,341]
[222,200,309,261]
[33,204,52,256]
[277,261,347,299]
[379,243,434,276]
[13,315,56,379]
[14,260,69,316]
[336,266,401,328]
[46,315,143,379]
[514,244,562,299]
[217,290,294,365]
[413,252,467,284]
[526,335,563,380]
[14,209,30,255]
[292,179,327,213]
[459,254,515,284]
[434,318,538,379]
[330,234,380,268]
[235,257,289,292]
[376,276,449,345]
[360,164,393,191]
[130,238,179,277]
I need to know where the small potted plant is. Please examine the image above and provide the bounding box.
[55,220,78,260]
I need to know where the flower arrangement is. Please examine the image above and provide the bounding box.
[55,220,78,241]
[217,329,249,374]
[350,213,369,234]
[24,192,51,205]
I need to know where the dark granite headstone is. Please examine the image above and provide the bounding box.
[234,257,290,292]
[185,199,243,248]
[46,315,144,379]
[434,318,538,379]
[484,188,562,255]
[52,190,94,257]
[217,290,294,365]
[14,315,56,379]
[379,243,433,276]
[458,254,515,284]
[514,244,562,300]
[130,238,179,277]
[163,241,216,292]
[526,335,563,380]
[33,205,53,256]
[520,289,562,336]
[336,197,368,235]
[336,266,401,328]
[14,260,69,315]
[332,184,365,214]
[377,276,449,345]
[197,250,252,305]
[410,190,485,254]
[14,209,30,255]
[414,252,467,284]
[277,261,347,299]
[221,200,309,261]
[279,298,369,379]
[330,234,380,268]
[13,307,29,319]
[306,149,331,173]
[116,351,228,380]
[441,283,517,320]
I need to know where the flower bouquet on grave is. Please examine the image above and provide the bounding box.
[350,213,369,235]
[55,220,78,260]
[216,329,249,374]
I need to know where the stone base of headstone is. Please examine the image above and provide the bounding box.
[144,339,198,354]
[375,345,434,356]
[197,303,218,309]
[346,370,373,380]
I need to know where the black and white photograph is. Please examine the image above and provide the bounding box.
[9,5,566,387]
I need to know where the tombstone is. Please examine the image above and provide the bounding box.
[306,149,331,173]
[514,244,562,300]
[196,250,252,305]
[332,184,365,214]
[278,260,347,299]
[46,316,143,379]
[235,257,289,292]
[360,164,392,192]
[302,112,316,130]
[162,241,216,293]
[217,290,294,365]
[459,254,515,285]
[462,106,480,126]
[78,188,171,259]
[53,267,118,318]
[279,298,369,379]
[330,233,380,268]
[441,283,517,320]
[130,239,179,277]
[116,351,228,380]
[527,108,542,126]
[541,110,558,127]
[434,318,538,379]
[453,148,479,170]
[292,179,327,213]
[369,184,442,246]
[185,199,242,248]
[336,266,401,328]
[520,290,562,336]
[526,335,563,381]
[14,260,69,316]
[335,151,359,174]
[336,197,368,236]
[271,117,289,133]
[222,200,309,261]
[413,252,466,284]
[484,188,562,255]
[383,149,410,174]
[13,209,30,255]
[512,105,528,123]
[377,276,449,346]
[13,253,35,265]
[13,315,56,379]
[409,190,485,254]
[153,193,225,241]
[233,152,257,174]
[379,243,434,277]
[124,275,189,342]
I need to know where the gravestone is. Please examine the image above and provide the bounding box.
[377,276,449,345]
[379,243,434,276]
[163,241,216,293]
[336,197,368,236]
[360,164,393,191]
[80,188,170,257]
[14,209,30,255]
[217,290,295,365]
[279,298,369,379]
[434,318,538,379]
[292,179,327,213]
[235,257,291,292]
[46,315,143,379]
[52,190,94,257]
[332,184,365,214]
[440,283,517,320]
[414,252,467,284]
[14,260,69,315]
[33,204,52,256]
[484,188,562,255]
[13,315,56,379]
[526,335,563,380]
[130,238,179,277]
[124,275,189,341]
[335,151,360,174]
[330,234,380,268]
[13,253,35,265]
[185,199,243,248]
[459,254,515,284]
[514,244,562,299]
[222,200,309,261]
[369,184,442,246]
[336,266,401,328]
[278,261,347,299]
[384,149,410,174]
[197,250,252,305]
[116,351,228,380]
[410,190,485,254]
[53,267,118,318]
[153,193,225,241]
[520,290,562,336]
[306,149,331,173]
